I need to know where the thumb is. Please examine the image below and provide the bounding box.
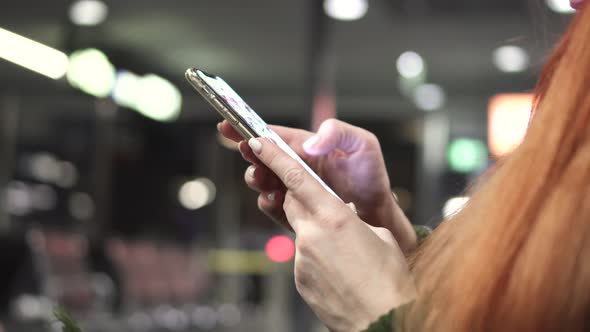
[302,119,367,156]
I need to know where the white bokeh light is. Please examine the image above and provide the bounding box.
[178,178,216,210]
[68,192,95,221]
[0,28,69,80]
[56,161,79,188]
[396,51,425,79]
[134,74,182,122]
[69,0,109,26]
[154,305,189,330]
[493,45,530,73]
[13,295,52,320]
[5,181,32,216]
[413,83,446,111]
[192,306,217,330]
[29,153,60,183]
[324,0,368,21]
[546,0,576,14]
[443,196,470,218]
[67,48,116,98]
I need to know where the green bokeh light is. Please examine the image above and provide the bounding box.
[112,70,140,108]
[112,71,182,122]
[447,138,488,173]
[135,74,182,122]
[66,48,116,98]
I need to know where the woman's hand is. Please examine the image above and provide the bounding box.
[247,137,416,332]
[219,119,417,252]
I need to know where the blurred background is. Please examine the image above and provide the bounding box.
[0,0,574,331]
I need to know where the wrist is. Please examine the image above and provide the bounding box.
[372,192,417,254]
[356,263,417,332]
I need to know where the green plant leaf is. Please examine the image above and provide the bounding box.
[53,308,83,332]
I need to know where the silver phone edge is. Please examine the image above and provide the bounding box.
[184,68,257,141]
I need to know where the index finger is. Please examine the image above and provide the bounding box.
[247,138,335,212]
[218,120,243,142]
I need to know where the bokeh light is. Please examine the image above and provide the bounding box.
[0,28,68,79]
[67,48,116,98]
[443,196,469,218]
[493,45,530,73]
[413,83,446,111]
[546,0,576,13]
[135,74,182,122]
[324,0,368,21]
[488,93,533,157]
[68,192,95,221]
[447,138,488,173]
[178,178,216,210]
[112,70,141,109]
[396,51,426,79]
[265,235,295,263]
[69,0,108,26]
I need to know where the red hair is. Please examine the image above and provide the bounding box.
[404,6,590,331]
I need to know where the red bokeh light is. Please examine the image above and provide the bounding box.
[265,235,295,263]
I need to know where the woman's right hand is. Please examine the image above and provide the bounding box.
[219,119,417,253]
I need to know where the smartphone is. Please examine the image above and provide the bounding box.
[185,68,341,200]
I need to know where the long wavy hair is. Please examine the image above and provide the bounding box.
[406,5,590,331]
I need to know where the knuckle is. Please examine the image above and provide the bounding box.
[366,131,379,146]
[330,217,347,232]
[264,149,279,168]
[282,192,295,211]
[295,234,314,257]
[322,119,343,138]
[326,217,347,233]
[315,209,347,232]
[283,167,306,190]
[323,118,340,130]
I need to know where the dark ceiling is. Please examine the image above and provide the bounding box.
[0,0,573,121]
[0,0,576,235]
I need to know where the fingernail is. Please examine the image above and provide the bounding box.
[267,192,276,201]
[248,138,262,154]
[216,122,222,132]
[303,135,320,150]
[247,165,256,178]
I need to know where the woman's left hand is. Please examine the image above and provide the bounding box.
[247,138,416,332]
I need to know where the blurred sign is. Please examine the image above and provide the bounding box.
[488,93,534,158]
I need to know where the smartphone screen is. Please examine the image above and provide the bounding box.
[197,70,341,200]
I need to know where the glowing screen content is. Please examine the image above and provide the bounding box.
[198,71,341,200]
